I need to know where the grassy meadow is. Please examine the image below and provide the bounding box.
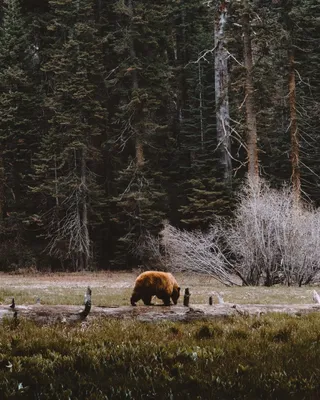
[0,271,320,399]
[0,271,317,306]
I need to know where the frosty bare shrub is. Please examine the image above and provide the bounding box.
[227,180,320,285]
[132,232,167,270]
[160,222,239,286]
[226,180,291,285]
[138,180,320,286]
[281,207,320,286]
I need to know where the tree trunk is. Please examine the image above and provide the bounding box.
[128,0,144,169]
[80,148,90,270]
[1,303,320,324]
[198,63,204,151]
[0,152,4,221]
[242,0,259,182]
[53,154,59,208]
[172,0,186,151]
[288,49,300,205]
[214,1,232,185]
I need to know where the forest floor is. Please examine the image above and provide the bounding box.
[0,270,318,307]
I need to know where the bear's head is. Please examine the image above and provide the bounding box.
[172,286,180,305]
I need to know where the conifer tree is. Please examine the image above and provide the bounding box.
[106,0,172,267]
[242,0,259,182]
[33,0,107,270]
[172,0,233,228]
[287,0,320,203]
[0,0,41,268]
[260,0,320,201]
[214,0,232,185]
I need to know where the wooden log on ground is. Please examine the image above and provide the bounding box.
[1,287,93,324]
[0,303,319,324]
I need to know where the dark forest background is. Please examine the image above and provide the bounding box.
[0,0,319,271]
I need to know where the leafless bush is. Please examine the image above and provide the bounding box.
[227,179,320,286]
[160,222,239,286]
[226,180,291,285]
[132,232,168,270]
[137,180,320,286]
[281,207,320,286]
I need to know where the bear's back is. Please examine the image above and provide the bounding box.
[136,271,172,291]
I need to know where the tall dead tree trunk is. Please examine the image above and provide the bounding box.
[198,62,204,151]
[288,49,300,205]
[0,152,4,221]
[281,1,301,205]
[214,1,232,185]
[242,0,259,182]
[80,148,90,270]
[128,0,144,169]
[171,0,186,151]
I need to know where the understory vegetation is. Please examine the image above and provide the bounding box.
[0,314,320,399]
[158,181,320,287]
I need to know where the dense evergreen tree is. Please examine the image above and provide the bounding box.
[288,0,320,203]
[172,0,233,229]
[0,0,41,269]
[0,0,318,270]
[105,0,172,267]
[32,0,107,270]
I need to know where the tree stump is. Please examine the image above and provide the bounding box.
[183,288,190,306]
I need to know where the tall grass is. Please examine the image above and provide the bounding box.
[0,314,319,399]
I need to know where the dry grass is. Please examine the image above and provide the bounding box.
[0,271,134,307]
[0,271,319,307]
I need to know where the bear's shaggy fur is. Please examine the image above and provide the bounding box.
[130,271,180,306]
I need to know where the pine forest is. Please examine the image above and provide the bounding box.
[0,0,319,272]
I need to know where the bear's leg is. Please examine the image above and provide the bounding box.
[131,292,141,306]
[162,295,171,306]
[142,295,152,305]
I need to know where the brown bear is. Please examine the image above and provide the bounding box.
[130,271,180,306]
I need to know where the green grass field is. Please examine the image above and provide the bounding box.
[0,271,320,399]
[0,314,320,399]
[0,271,318,307]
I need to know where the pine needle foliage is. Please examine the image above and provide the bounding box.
[31,0,107,270]
[106,0,172,267]
[0,0,42,269]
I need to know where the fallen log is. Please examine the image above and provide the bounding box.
[0,303,319,324]
[1,286,93,324]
